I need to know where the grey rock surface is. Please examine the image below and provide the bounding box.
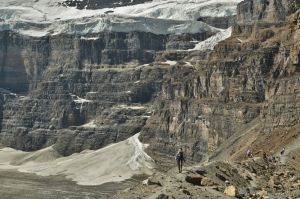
[61,0,153,10]
[139,0,300,165]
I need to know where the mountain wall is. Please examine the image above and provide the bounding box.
[0,28,205,155]
[0,0,299,165]
[140,0,300,165]
[0,21,218,153]
[0,30,216,92]
[0,93,3,132]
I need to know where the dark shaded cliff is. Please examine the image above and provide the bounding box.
[0,31,165,91]
[0,93,3,132]
[0,26,216,154]
[0,30,215,92]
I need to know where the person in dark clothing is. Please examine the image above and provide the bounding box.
[280,147,285,155]
[175,148,185,173]
[263,152,268,162]
[263,151,269,168]
[246,149,253,158]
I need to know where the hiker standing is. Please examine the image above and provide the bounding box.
[278,147,286,164]
[175,148,185,173]
[263,151,269,167]
[246,149,253,158]
[280,147,285,156]
[263,152,268,162]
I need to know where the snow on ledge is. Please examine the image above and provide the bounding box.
[71,94,92,104]
[80,36,100,40]
[163,60,177,66]
[189,27,232,51]
[80,120,97,128]
[118,104,145,110]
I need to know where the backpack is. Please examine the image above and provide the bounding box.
[175,152,184,161]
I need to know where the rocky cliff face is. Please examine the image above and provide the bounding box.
[197,16,236,29]
[236,0,296,24]
[0,62,172,154]
[61,0,153,10]
[0,31,160,91]
[140,0,300,165]
[0,93,3,132]
[0,29,202,154]
[0,0,299,166]
[0,30,215,92]
[0,23,216,154]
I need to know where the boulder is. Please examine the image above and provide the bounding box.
[185,176,202,186]
[224,185,238,197]
[201,177,218,186]
[156,194,169,199]
[216,173,227,181]
[143,178,162,186]
[255,189,268,197]
[181,189,191,195]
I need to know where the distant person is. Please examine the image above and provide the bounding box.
[263,151,269,166]
[280,147,285,156]
[246,149,253,158]
[272,156,277,164]
[175,148,185,173]
[268,155,273,163]
[263,152,268,161]
[225,180,230,187]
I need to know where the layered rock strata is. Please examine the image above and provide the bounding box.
[140,0,300,165]
[0,0,299,165]
[0,30,214,92]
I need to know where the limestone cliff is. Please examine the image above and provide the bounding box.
[0,0,222,156]
[0,30,215,91]
[140,0,300,165]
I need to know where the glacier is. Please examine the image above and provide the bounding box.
[0,0,242,39]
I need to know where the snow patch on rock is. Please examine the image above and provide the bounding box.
[189,27,232,51]
[163,60,177,66]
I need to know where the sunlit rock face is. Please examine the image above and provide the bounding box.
[139,0,300,163]
[236,0,295,24]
